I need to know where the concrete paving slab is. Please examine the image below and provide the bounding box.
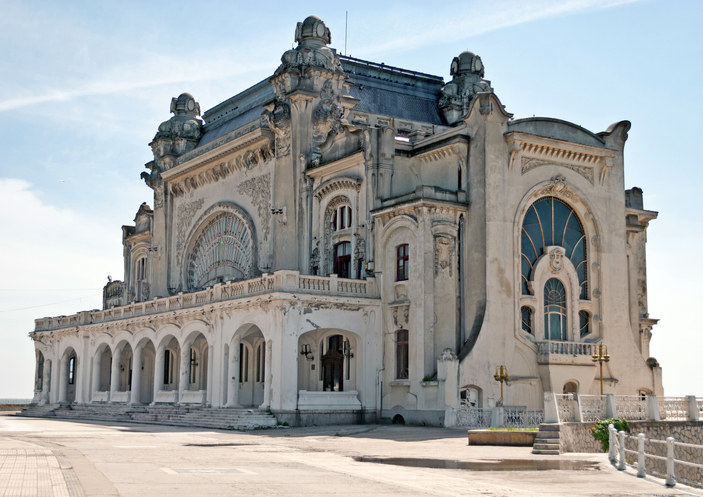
[1,414,701,496]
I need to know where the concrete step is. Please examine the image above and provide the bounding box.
[532,448,561,455]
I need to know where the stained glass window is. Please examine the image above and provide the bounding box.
[521,197,587,298]
[544,278,567,340]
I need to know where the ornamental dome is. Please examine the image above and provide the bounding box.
[295,15,331,47]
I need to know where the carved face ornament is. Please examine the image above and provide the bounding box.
[549,248,564,273]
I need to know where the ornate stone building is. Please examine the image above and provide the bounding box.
[29,16,663,425]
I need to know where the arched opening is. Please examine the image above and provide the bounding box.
[61,347,78,404]
[392,414,405,425]
[161,337,180,391]
[117,343,133,392]
[297,329,359,393]
[563,381,579,395]
[235,327,264,407]
[460,385,483,408]
[35,351,44,393]
[95,345,112,394]
[185,333,208,392]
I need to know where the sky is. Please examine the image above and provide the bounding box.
[0,0,701,399]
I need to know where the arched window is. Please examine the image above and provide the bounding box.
[544,278,567,340]
[68,356,76,385]
[333,242,351,278]
[187,210,254,290]
[521,197,587,298]
[36,352,44,391]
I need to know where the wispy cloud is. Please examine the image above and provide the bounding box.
[354,0,640,56]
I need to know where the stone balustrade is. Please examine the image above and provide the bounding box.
[34,271,379,332]
[536,340,594,365]
[544,392,701,423]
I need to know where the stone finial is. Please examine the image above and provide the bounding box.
[295,15,331,47]
[149,92,203,171]
[275,16,343,76]
[440,51,493,125]
[450,51,485,78]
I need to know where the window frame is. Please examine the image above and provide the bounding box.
[396,243,409,281]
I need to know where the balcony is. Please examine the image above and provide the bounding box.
[34,271,379,333]
[536,340,595,366]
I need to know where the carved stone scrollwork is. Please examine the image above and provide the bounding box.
[311,80,344,167]
[274,16,344,77]
[149,93,203,172]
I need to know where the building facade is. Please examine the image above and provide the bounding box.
[30,16,663,425]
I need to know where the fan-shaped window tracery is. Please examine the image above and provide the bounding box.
[521,197,587,298]
[187,211,253,290]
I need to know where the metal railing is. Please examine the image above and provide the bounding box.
[609,424,703,489]
[454,406,492,428]
[34,271,379,332]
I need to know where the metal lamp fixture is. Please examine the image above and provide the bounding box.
[300,343,314,360]
[493,365,510,404]
[592,343,610,395]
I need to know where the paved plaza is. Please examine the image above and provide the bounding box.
[0,413,701,497]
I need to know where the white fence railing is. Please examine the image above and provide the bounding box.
[454,407,492,428]
[609,424,703,489]
[547,393,701,423]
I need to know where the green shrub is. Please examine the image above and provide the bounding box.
[591,417,629,452]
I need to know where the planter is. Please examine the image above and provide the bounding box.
[467,429,537,446]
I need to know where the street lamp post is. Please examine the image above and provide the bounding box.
[493,365,510,406]
[592,343,610,395]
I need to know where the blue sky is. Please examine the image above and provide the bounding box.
[1,0,701,398]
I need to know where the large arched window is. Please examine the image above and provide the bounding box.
[187,211,254,290]
[544,278,567,340]
[521,197,587,298]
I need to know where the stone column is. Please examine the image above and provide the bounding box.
[178,344,190,403]
[109,347,121,402]
[49,354,60,404]
[605,394,617,418]
[260,339,272,409]
[58,356,67,403]
[647,395,660,421]
[41,360,51,404]
[130,345,143,405]
[74,356,85,404]
[543,391,559,423]
[153,346,164,404]
[686,395,699,421]
[206,344,214,406]
[226,336,241,407]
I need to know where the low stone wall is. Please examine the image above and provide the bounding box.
[275,409,376,427]
[559,422,602,453]
[0,404,29,411]
[559,420,703,488]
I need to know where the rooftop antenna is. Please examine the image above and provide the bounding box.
[344,10,348,55]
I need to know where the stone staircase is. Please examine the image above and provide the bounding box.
[19,403,278,431]
[532,423,561,455]
[19,403,59,417]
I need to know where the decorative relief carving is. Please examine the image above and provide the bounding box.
[548,248,564,273]
[439,51,493,125]
[353,233,366,261]
[175,198,204,271]
[313,176,362,200]
[237,173,271,241]
[169,142,274,197]
[311,80,344,167]
[434,235,455,276]
[521,157,595,184]
[262,101,291,158]
[536,175,573,199]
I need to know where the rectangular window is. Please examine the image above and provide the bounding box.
[396,329,409,379]
[396,244,409,281]
[334,242,351,278]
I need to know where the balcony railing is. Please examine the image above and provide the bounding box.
[537,340,594,365]
[34,271,379,332]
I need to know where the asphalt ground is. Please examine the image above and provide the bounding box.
[1,413,701,497]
